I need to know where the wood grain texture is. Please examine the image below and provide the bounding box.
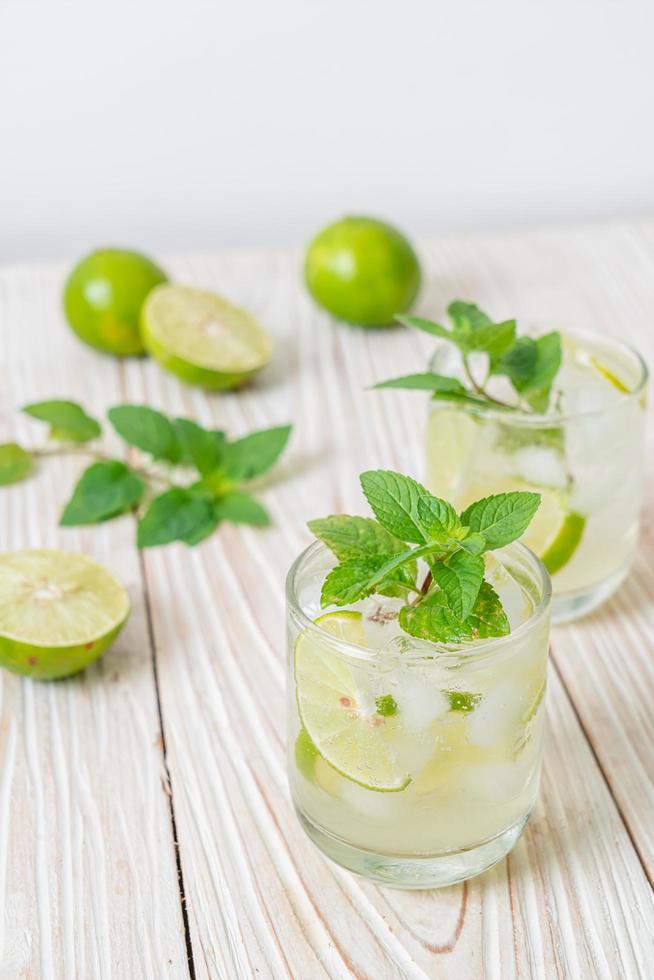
[1,224,654,978]
[0,265,189,978]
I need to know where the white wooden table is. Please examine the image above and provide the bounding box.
[1,223,653,979]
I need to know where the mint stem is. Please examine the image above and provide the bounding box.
[32,445,175,488]
[462,355,514,409]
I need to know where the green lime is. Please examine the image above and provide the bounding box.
[294,611,411,792]
[141,284,272,390]
[304,215,421,326]
[63,248,167,356]
[0,550,129,680]
[294,727,319,779]
[538,509,586,575]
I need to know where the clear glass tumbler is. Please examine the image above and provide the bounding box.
[286,540,551,889]
[427,330,647,622]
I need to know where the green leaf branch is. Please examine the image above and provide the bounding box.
[375,300,562,414]
[0,399,291,548]
[309,470,541,645]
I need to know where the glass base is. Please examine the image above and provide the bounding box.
[296,807,530,889]
[551,562,629,624]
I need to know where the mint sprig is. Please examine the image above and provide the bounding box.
[308,470,540,644]
[374,300,562,414]
[1,399,291,548]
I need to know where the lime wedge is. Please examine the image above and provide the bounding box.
[294,611,410,792]
[521,491,585,575]
[141,284,272,390]
[0,550,129,679]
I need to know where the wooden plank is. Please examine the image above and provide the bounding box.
[0,264,189,978]
[119,238,654,978]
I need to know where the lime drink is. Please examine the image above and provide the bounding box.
[426,331,647,622]
[287,539,551,888]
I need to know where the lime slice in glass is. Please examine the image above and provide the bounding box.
[141,284,272,390]
[294,611,410,792]
[0,550,129,679]
[521,490,585,575]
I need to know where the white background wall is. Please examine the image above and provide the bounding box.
[2,0,653,262]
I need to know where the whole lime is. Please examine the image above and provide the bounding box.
[304,216,421,326]
[63,248,168,355]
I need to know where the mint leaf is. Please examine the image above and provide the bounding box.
[60,461,145,525]
[23,400,101,442]
[467,581,510,637]
[468,320,516,357]
[308,515,408,561]
[375,694,398,717]
[222,424,291,481]
[399,591,473,643]
[214,491,270,526]
[174,419,225,474]
[321,555,393,607]
[515,332,562,412]
[373,373,470,395]
[108,405,181,463]
[446,690,481,712]
[492,335,537,382]
[458,532,486,555]
[137,488,215,547]
[431,550,485,620]
[461,491,540,550]
[396,315,452,339]
[360,470,439,544]
[0,443,32,485]
[416,495,461,541]
[447,300,493,333]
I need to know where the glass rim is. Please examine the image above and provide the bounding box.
[429,327,648,427]
[286,539,552,665]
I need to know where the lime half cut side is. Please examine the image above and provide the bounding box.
[294,611,411,792]
[141,284,272,390]
[0,550,129,679]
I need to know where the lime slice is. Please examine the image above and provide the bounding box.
[521,490,585,575]
[141,284,272,390]
[0,550,129,680]
[294,611,410,792]
[426,407,480,500]
[588,356,632,394]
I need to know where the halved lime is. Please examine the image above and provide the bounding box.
[294,611,410,792]
[141,284,272,390]
[0,550,129,680]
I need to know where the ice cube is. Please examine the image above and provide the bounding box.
[358,597,405,648]
[385,668,450,733]
[466,677,526,749]
[510,446,568,490]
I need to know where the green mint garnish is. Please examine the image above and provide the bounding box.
[375,694,398,717]
[446,690,481,712]
[309,469,540,645]
[1,399,291,549]
[374,300,562,415]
